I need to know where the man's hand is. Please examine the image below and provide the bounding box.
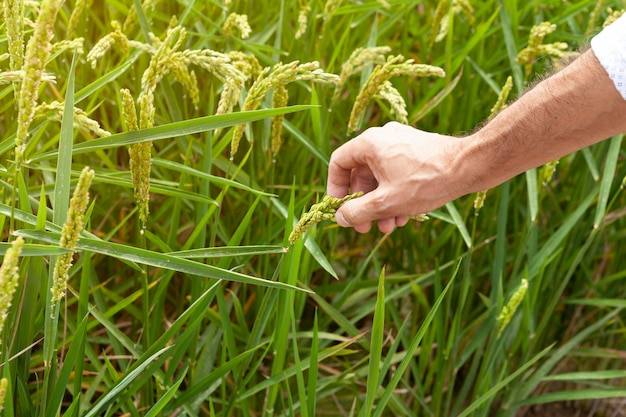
[327,122,470,233]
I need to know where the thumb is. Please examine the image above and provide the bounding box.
[335,191,387,227]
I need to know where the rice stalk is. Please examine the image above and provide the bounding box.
[230,60,338,157]
[51,167,94,303]
[14,0,62,164]
[348,55,444,133]
[332,46,391,103]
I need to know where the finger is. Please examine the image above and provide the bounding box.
[377,218,396,234]
[396,216,409,227]
[350,166,378,194]
[327,135,372,197]
[335,189,391,227]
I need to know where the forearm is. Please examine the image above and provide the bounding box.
[458,49,626,193]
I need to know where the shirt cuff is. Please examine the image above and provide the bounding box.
[591,14,626,100]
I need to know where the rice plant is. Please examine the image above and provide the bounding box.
[0,0,625,415]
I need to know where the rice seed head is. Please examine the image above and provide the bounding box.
[332,46,391,103]
[295,3,311,39]
[66,0,93,38]
[51,167,94,303]
[214,53,260,120]
[120,88,139,132]
[34,101,111,138]
[497,279,528,336]
[348,55,444,133]
[0,70,55,85]
[516,22,573,75]
[231,61,338,157]
[0,236,24,339]
[289,192,363,244]
[541,159,559,186]
[3,0,25,72]
[123,0,159,34]
[435,0,477,45]
[52,38,85,56]
[121,89,151,229]
[129,141,152,229]
[15,0,62,164]
[0,378,7,413]
[488,75,513,119]
[87,21,129,69]
[324,0,343,22]
[271,85,289,156]
[375,81,408,124]
[473,190,487,216]
[603,8,625,28]
[586,0,605,34]
[223,12,252,39]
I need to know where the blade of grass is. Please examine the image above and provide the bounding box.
[517,389,626,406]
[363,267,386,417]
[457,344,555,417]
[372,260,459,417]
[16,230,310,292]
[30,106,316,162]
[83,346,173,417]
[593,134,622,229]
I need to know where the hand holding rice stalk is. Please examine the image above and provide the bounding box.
[289,192,428,244]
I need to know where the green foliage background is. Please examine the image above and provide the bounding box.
[1,0,626,415]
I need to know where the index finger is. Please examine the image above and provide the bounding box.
[327,136,371,197]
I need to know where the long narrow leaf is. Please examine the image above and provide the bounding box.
[30,106,315,162]
[15,230,311,293]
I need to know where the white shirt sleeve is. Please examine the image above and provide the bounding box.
[591,14,626,100]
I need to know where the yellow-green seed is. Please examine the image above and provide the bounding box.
[15,0,62,164]
[0,378,7,413]
[34,101,111,138]
[0,237,24,339]
[231,60,338,157]
[497,279,528,336]
[223,12,252,39]
[271,85,289,156]
[348,55,444,133]
[332,46,391,103]
[289,192,364,244]
[51,167,94,303]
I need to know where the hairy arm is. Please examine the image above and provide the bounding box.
[328,49,626,232]
[459,49,626,192]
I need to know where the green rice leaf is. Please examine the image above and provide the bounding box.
[15,230,311,293]
[30,106,316,162]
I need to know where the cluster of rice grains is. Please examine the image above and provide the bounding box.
[1,0,446,237]
[289,193,428,245]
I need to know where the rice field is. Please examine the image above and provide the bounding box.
[1,0,626,415]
